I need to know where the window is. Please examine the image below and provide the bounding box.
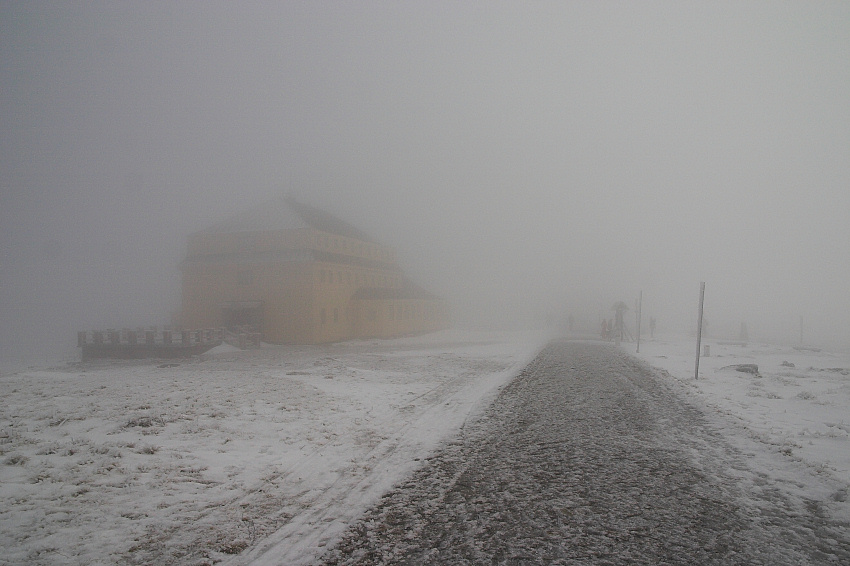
[237,269,253,285]
[238,234,255,254]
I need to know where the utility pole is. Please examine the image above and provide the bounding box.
[695,282,705,380]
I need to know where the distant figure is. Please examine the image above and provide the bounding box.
[739,322,749,343]
[568,314,574,333]
[650,316,656,338]
[612,302,628,344]
[601,319,608,340]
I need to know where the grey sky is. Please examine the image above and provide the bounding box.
[2,1,849,361]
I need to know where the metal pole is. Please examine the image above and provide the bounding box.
[636,290,642,353]
[695,282,705,380]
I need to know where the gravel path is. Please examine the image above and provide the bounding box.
[320,340,850,565]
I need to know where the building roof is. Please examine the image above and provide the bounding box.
[203,196,374,242]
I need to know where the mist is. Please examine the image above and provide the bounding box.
[2,2,849,367]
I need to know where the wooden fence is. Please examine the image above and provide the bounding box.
[77,327,262,360]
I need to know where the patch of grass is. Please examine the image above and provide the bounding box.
[219,540,249,555]
[5,454,28,466]
[136,444,159,454]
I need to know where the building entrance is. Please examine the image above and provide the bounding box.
[222,301,263,333]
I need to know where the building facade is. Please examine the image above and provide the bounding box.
[180,197,449,344]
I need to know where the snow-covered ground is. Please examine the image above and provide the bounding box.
[631,333,850,523]
[0,329,547,566]
[2,329,848,565]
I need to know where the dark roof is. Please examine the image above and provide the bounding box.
[285,197,373,241]
[203,196,374,242]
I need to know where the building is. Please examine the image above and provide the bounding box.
[179,197,449,344]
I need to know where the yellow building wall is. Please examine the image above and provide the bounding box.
[180,256,316,344]
[352,298,450,339]
[181,226,447,344]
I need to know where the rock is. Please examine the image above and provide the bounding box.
[720,363,760,375]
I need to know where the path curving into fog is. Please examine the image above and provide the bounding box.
[320,340,850,565]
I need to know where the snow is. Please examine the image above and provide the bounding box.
[630,333,850,522]
[2,328,848,565]
[0,329,547,565]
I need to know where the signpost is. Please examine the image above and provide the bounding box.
[636,290,642,353]
[695,282,705,380]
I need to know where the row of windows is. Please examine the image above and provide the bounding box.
[236,268,400,289]
[322,303,445,325]
[320,307,341,325]
[385,304,442,323]
[314,234,390,261]
[318,268,399,288]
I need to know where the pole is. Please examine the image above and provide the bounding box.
[636,290,642,353]
[695,282,705,380]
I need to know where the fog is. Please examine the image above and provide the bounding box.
[2,2,849,366]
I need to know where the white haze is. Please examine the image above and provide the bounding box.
[1,1,849,367]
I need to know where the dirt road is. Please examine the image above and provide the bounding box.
[320,340,850,565]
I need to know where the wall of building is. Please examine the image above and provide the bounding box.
[353,298,450,339]
[181,224,448,345]
[180,257,315,342]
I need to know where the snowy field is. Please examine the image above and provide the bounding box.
[0,329,547,566]
[632,334,850,524]
[2,329,848,565]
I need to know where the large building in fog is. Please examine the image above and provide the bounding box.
[179,197,449,344]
